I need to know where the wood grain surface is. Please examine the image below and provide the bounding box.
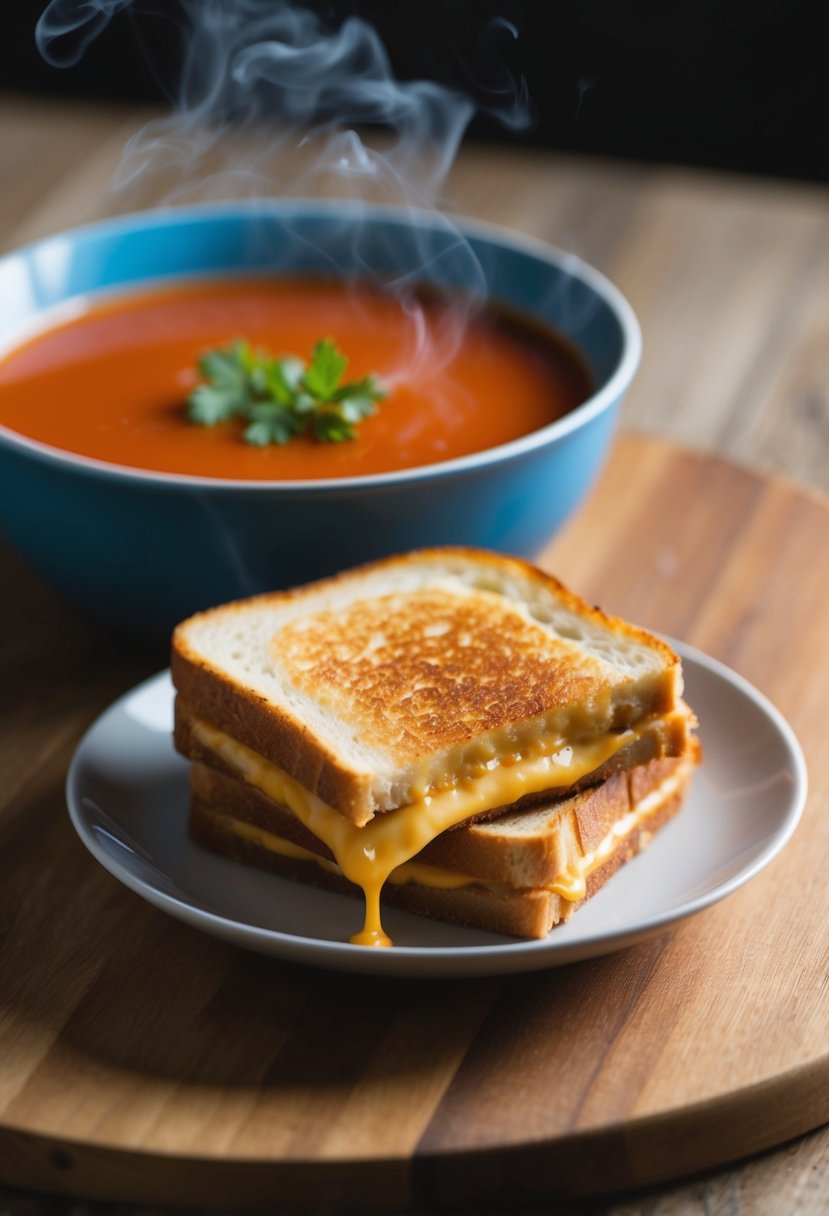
[1,95,829,1214]
[0,433,827,1211]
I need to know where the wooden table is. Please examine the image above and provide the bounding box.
[1,95,828,1215]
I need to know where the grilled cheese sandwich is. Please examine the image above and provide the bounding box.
[172,548,699,944]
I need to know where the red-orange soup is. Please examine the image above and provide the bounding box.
[0,278,592,480]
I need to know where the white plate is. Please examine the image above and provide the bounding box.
[66,643,807,978]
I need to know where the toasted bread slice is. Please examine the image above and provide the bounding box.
[175,695,695,833]
[172,548,684,826]
[187,742,699,939]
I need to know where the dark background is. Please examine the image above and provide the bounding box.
[2,0,826,184]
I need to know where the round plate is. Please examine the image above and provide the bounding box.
[66,643,807,978]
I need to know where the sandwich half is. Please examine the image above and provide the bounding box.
[172,548,699,945]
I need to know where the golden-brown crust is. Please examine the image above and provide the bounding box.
[270,588,611,760]
[171,547,684,821]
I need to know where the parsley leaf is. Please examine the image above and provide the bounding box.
[186,338,385,447]
[187,383,241,426]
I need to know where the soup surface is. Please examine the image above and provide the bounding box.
[0,278,592,480]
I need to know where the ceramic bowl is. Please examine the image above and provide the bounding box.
[0,201,640,638]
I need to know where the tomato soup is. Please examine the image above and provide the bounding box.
[0,278,592,480]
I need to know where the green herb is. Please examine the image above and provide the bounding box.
[187,338,386,446]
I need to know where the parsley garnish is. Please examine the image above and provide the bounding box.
[187,338,386,446]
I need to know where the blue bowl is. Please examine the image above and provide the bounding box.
[0,201,640,639]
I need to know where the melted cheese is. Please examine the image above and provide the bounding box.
[203,807,496,890]
[190,715,655,946]
[202,759,692,930]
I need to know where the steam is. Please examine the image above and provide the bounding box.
[36,1,531,385]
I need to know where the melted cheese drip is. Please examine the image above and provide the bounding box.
[204,808,492,890]
[203,758,692,931]
[191,715,648,946]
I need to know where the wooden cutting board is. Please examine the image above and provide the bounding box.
[1,432,827,1210]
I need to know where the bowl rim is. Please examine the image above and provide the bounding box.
[0,198,641,493]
